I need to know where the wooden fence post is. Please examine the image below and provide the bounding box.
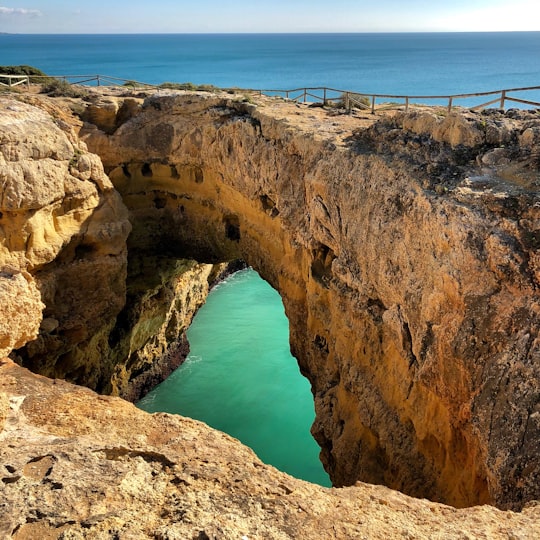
[371,95,376,114]
[405,96,409,111]
[97,75,101,87]
[500,90,506,109]
[447,97,453,113]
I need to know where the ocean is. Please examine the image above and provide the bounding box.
[138,268,331,486]
[1,32,540,101]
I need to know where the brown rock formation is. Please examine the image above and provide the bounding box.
[0,97,131,391]
[1,90,539,524]
[2,359,540,540]
[0,96,223,399]
[0,270,43,357]
[107,256,231,400]
[80,92,540,510]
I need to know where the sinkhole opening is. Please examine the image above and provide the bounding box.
[137,267,331,487]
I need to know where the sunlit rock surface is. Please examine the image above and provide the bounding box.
[0,91,538,525]
[0,98,131,390]
[83,91,540,509]
[0,96,224,399]
[2,359,540,539]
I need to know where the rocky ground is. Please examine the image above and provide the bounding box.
[2,359,540,540]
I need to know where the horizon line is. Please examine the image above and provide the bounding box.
[1,30,540,36]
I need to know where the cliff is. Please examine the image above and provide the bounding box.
[81,91,540,510]
[0,96,226,399]
[0,89,539,533]
[0,98,130,390]
[2,359,540,539]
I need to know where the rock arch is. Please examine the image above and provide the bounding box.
[7,93,539,510]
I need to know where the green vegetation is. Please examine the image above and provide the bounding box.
[0,64,48,82]
[196,83,220,93]
[158,82,221,93]
[159,82,197,90]
[40,78,89,98]
[123,80,147,88]
[331,92,371,109]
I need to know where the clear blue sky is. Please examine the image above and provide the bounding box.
[0,1,538,34]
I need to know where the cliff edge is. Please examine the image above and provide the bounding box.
[2,359,540,539]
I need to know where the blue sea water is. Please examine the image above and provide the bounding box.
[1,32,540,100]
[138,268,331,486]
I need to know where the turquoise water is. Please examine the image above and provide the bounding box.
[2,32,540,100]
[138,268,331,486]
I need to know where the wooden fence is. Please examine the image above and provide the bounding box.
[0,74,30,88]
[258,85,540,113]
[1,72,539,113]
[30,74,156,88]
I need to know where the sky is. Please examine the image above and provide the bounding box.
[0,1,539,34]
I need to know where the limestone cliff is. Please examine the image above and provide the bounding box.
[0,98,130,390]
[0,96,224,400]
[80,92,540,510]
[107,255,231,400]
[1,90,539,523]
[2,359,540,540]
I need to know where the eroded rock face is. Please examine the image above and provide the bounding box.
[107,256,231,400]
[0,97,132,391]
[1,91,539,517]
[2,359,540,540]
[81,92,540,509]
[0,97,224,400]
[0,270,43,357]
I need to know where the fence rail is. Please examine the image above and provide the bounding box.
[1,72,539,113]
[257,85,540,113]
[28,74,157,88]
[0,74,30,88]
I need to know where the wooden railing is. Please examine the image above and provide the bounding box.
[1,72,539,113]
[28,74,157,87]
[0,73,155,89]
[257,85,540,113]
[0,74,30,88]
